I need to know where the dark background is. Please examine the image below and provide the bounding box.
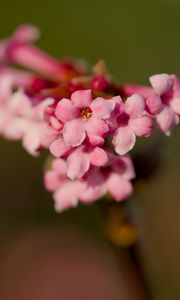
[0,0,180,299]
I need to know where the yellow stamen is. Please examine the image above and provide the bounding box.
[80,107,92,122]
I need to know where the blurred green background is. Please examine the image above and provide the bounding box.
[0,0,180,299]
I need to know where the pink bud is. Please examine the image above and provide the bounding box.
[91,76,109,91]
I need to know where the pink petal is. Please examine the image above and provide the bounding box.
[80,169,106,203]
[112,126,136,155]
[63,119,86,147]
[86,117,109,144]
[170,97,180,115]
[124,94,145,118]
[123,84,153,98]
[0,75,13,103]
[67,149,90,180]
[49,137,71,157]
[0,40,8,62]
[129,116,153,137]
[146,94,163,115]
[44,170,61,192]
[9,90,31,115]
[55,98,79,123]
[12,24,40,42]
[110,96,123,116]
[4,118,25,140]
[87,134,104,146]
[112,155,135,180]
[9,44,61,79]
[0,66,34,88]
[71,89,92,108]
[156,106,175,135]
[119,156,136,180]
[22,122,42,156]
[52,158,67,177]
[90,97,115,119]
[150,74,172,95]
[89,147,108,166]
[49,116,63,131]
[111,95,123,105]
[107,173,133,201]
[40,123,59,148]
[105,117,118,131]
[33,97,55,120]
[54,182,82,212]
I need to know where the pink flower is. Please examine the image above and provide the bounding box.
[0,70,36,137]
[82,153,135,203]
[55,89,117,147]
[112,94,153,155]
[0,24,40,62]
[44,154,135,212]
[0,75,13,133]
[44,159,87,212]
[50,138,108,180]
[123,74,180,135]
[0,24,61,79]
[123,83,163,115]
[149,74,180,135]
[50,138,108,179]
[90,76,109,91]
[0,24,84,81]
[0,66,34,88]
[3,90,59,156]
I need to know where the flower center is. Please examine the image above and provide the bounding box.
[80,107,92,122]
[119,112,129,125]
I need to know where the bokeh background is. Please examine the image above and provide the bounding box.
[0,0,180,299]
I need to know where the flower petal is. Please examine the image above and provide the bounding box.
[80,169,106,203]
[54,182,83,212]
[0,110,10,133]
[112,126,136,155]
[0,75,13,103]
[89,147,108,166]
[55,98,79,123]
[86,117,109,143]
[112,155,135,180]
[12,24,40,42]
[52,158,67,177]
[170,97,180,115]
[123,84,153,98]
[156,106,175,135]
[33,97,54,120]
[107,173,133,201]
[90,97,115,119]
[22,122,42,156]
[9,89,31,115]
[4,118,26,140]
[67,149,90,180]
[125,94,145,118]
[86,118,109,146]
[44,170,61,192]
[146,94,163,115]
[129,116,153,137]
[63,119,86,147]
[87,134,104,146]
[50,137,71,157]
[40,123,59,148]
[150,74,172,95]
[71,89,92,108]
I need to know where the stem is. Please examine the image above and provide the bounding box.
[114,247,151,300]
[102,202,151,300]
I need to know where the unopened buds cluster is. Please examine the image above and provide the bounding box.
[0,25,179,212]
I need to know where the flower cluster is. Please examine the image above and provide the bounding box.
[0,25,179,211]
